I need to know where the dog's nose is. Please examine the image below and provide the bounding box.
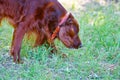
[79,44,82,48]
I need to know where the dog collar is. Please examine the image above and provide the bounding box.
[51,12,70,40]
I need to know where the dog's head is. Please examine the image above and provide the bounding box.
[58,13,82,49]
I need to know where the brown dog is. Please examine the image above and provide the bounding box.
[0,0,82,62]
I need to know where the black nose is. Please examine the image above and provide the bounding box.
[79,44,82,48]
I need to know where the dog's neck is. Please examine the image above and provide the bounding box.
[51,12,70,40]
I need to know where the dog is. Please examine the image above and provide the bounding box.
[0,0,82,62]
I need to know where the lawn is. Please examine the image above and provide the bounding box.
[0,1,120,80]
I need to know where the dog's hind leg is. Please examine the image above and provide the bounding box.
[10,22,26,63]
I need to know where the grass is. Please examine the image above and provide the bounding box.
[0,1,120,80]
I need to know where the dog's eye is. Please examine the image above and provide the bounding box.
[67,18,73,24]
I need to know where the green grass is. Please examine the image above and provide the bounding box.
[0,2,120,80]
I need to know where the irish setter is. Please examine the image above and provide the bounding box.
[0,0,82,63]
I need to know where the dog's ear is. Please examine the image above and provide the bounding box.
[67,18,73,24]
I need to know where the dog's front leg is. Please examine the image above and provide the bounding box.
[42,26,57,53]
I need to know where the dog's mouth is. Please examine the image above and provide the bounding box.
[65,42,82,49]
